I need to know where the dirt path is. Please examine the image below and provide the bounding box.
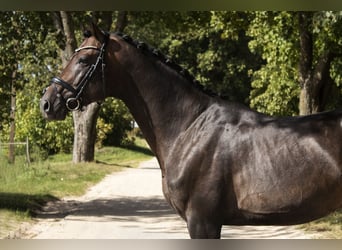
[21,158,316,239]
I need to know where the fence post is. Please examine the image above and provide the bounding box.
[26,137,31,164]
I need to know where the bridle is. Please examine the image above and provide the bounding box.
[48,32,109,111]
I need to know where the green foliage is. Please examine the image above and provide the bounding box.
[0,12,75,154]
[1,11,342,156]
[315,11,342,109]
[128,11,261,104]
[247,11,300,116]
[99,98,133,147]
[312,11,342,56]
[196,12,262,103]
[248,11,342,115]
[14,91,74,155]
[0,11,134,155]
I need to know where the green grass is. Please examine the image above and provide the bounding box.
[0,139,153,238]
[299,210,342,238]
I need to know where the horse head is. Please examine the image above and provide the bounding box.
[40,23,110,120]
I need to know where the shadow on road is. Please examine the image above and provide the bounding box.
[36,196,176,221]
[33,196,312,239]
[0,192,59,215]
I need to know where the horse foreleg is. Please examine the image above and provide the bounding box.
[186,215,222,239]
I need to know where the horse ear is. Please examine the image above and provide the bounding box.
[89,22,105,43]
[82,22,105,41]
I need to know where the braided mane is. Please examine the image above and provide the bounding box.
[113,32,217,97]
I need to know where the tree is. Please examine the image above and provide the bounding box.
[0,12,22,163]
[298,11,342,115]
[127,11,262,105]
[194,11,262,103]
[248,12,301,116]
[248,11,342,116]
[0,12,58,161]
[11,12,75,155]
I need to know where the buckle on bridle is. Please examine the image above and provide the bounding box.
[66,97,81,111]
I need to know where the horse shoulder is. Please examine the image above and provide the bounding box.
[161,102,246,214]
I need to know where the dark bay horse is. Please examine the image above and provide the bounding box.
[40,23,342,238]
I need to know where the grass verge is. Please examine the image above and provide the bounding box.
[0,140,153,238]
[299,210,342,238]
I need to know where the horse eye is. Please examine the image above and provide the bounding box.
[78,57,89,66]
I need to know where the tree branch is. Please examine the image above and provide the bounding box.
[51,11,65,50]
[115,11,128,32]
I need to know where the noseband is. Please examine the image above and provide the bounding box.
[49,33,109,111]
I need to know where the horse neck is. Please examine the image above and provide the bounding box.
[108,38,211,161]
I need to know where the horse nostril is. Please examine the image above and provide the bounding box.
[43,100,51,112]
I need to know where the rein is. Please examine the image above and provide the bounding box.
[49,33,109,111]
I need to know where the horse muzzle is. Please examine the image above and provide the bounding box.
[40,96,68,121]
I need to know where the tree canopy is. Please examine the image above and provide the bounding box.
[0,11,341,157]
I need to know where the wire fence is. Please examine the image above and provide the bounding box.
[0,137,30,164]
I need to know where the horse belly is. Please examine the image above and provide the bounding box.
[230,170,342,225]
[231,136,342,224]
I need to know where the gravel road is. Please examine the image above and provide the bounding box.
[21,158,316,239]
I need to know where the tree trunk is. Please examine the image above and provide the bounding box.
[8,68,16,164]
[59,12,77,66]
[298,12,314,115]
[298,12,334,115]
[115,11,128,32]
[91,11,113,31]
[72,103,101,162]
